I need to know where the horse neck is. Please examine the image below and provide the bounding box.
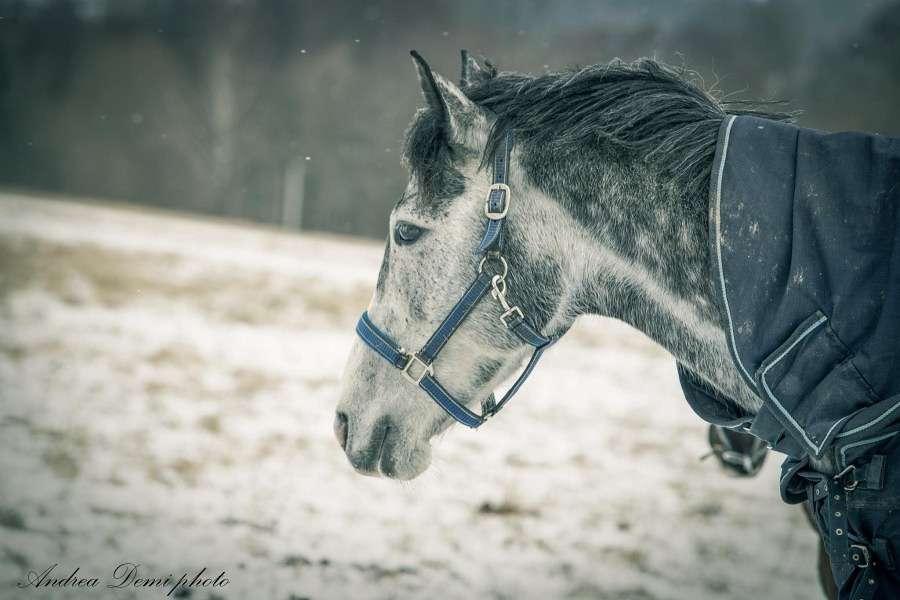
[517,153,761,413]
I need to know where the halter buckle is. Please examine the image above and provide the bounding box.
[479,255,508,278]
[401,353,433,385]
[500,306,524,327]
[485,183,511,220]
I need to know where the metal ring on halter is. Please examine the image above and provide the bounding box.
[478,255,508,278]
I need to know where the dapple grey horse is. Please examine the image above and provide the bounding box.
[336,51,899,599]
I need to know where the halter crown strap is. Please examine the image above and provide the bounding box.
[355,129,556,429]
[475,130,514,255]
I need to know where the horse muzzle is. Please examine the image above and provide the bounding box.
[334,412,429,480]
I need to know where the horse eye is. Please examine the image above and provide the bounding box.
[394,222,424,245]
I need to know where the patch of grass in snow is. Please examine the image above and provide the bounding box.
[566,582,657,600]
[41,445,80,479]
[169,457,202,486]
[0,506,26,530]
[476,498,540,518]
[0,237,373,329]
[2,546,29,570]
[687,500,724,519]
[197,414,222,434]
[232,368,281,397]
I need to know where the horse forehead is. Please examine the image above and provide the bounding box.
[394,163,484,222]
[391,182,419,215]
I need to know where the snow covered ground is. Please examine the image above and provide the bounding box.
[0,193,820,599]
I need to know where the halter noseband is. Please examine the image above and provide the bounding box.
[355,131,557,428]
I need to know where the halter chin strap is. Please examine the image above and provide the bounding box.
[355,130,557,429]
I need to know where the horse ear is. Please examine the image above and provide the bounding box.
[410,50,490,149]
[459,49,497,88]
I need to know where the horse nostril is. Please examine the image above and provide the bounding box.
[334,411,349,450]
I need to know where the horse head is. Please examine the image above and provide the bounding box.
[334,51,568,479]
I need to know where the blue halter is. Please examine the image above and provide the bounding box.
[355,131,557,428]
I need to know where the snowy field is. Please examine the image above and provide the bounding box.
[0,193,820,599]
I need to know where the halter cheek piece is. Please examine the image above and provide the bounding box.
[355,130,558,428]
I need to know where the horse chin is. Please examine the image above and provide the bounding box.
[378,440,432,481]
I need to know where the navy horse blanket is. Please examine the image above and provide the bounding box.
[680,115,900,599]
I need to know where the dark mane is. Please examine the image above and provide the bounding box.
[405,58,792,200]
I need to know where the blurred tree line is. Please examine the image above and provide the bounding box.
[0,0,897,239]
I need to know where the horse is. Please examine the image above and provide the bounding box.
[335,50,900,599]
